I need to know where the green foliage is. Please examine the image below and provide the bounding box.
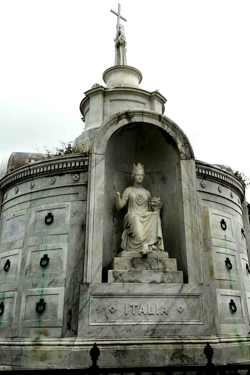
[233,170,250,188]
[44,141,87,159]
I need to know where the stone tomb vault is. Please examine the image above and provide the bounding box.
[85,110,199,285]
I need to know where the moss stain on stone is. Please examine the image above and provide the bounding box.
[0,272,7,328]
[34,231,49,339]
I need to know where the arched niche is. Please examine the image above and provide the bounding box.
[85,110,198,284]
[104,123,182,278]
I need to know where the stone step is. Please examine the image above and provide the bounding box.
[111,251,178,272]
[108,270,183,283]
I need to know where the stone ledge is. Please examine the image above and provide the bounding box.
[108,270,183,283]
[111,251,176,271]
[0,154,89,191]
[196,160,244,200]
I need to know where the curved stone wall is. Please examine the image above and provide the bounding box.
[196,160,250,336]
[0,155,88,338]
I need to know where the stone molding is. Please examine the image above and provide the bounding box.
[80,86,167,119]
[196,160,244,200]
[0,155,89,192]
[103,65,143,88]
[91,109,194,160]
[0,335,247,346]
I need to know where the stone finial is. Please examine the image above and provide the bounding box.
[111,4,127,65]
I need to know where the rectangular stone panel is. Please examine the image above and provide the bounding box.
[217,289,245,323]
[20,288,64,327]
[78,284,214,338]
[209,209,235,242]
[212,238,237,251]
[213,248,238,281]
[240,254,250,286]
[237,220,247,249]
[111,252,177,271]
[0,249,21,285]
[31,204,69,236]
[109,99,146,115]
[89,293,203,325]
[108,270,183,283]
[2,211,26,244]
[25,244,67,279]
[0,291,16,329]
[245,292,250,322]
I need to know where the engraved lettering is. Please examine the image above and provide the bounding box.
[161,305,168,315]
[123,302,170,316]
[130,303,138,315]
[147,303,154,315]
[156,303,160,315]
[138,304,147,315]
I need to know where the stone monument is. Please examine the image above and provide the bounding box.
[115,163,164,255]
[0,3,249,370]
[108,163,183,283]
[111,3,127,65]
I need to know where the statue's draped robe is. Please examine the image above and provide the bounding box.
[121,187,164,251]
[115,28,127,65]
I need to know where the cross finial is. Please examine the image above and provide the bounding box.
[111,4,127,65]
[111,4,127,35]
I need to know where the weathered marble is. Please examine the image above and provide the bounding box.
[78,283,216,339]
[115,163,165,255]
[111,251,175,271]
[114,24,127,65]
[0,17,249,367]
[109,250,182,283]
[0,155,88,340]
[108,269,183,283]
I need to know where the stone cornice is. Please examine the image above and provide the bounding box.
[80,86,167,118]
[0,154,89,192]
[196,160,245,199]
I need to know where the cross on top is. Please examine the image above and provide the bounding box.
[111,3,127,33]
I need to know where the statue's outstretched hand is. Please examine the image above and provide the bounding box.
[115,192,124,211]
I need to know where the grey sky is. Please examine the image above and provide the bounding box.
[1,0,250,199]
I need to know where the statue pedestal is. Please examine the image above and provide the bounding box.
[108,251,183,283]
[103,65,143,88]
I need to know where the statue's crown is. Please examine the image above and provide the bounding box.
[132,163,144,175]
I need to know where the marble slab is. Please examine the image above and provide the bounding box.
[111,251,176,271]
[108,270,183,283]
[78,283,215,338]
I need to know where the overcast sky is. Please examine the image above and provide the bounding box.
[1,0,250,199]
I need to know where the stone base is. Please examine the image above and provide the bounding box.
[108,269,183,283]
[1,337,250,369]
[108,251,182,283]
[111,251,176,271]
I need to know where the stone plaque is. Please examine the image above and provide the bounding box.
[31,204,69,235]
[240,254,250,288]
[20,288,64,327]
[25,244,67,278]
[217,289,244,323]
[89,294,203,325]
[237,220,247,248]
[210,209,234,242]
[0,291,16,329]
[0,250,21,284]
[2,212,26,244]
[245,292,250,322]
[214,249,238,281]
